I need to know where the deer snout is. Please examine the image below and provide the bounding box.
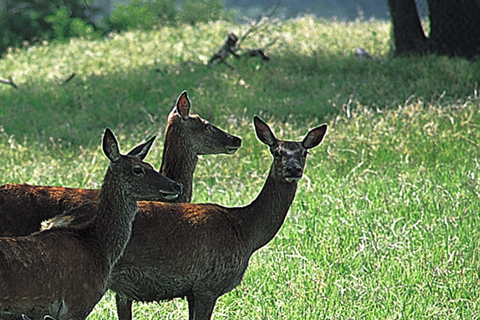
[225,135,242,154]
[160,182,183,200]
[231,135,242,147]
[174,182,183,194]
[284,162,303,183]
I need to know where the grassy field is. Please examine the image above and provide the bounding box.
[1,17,480,319]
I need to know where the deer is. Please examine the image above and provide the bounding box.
[0,128,183,320]
[160,90,241,203]
[1,113,323,320]
[0,90,242,238]
[104,116,327,320]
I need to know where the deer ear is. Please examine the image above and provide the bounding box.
[254,116,277,147]
[103,128,121,162]
[175,91,191,120]
[302,124,327,149]
[127,136,156,160]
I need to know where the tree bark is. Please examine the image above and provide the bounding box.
[387,0,427,55]
[387,0,480,58]
[428,0,480,58]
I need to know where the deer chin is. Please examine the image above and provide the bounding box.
[225,146,240,154]
[284,176,301,183]
[160,192,180,200]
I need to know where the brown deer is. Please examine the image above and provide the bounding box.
[0,90,241,237]
[0,129,183,320]
[104,116,327,320]
[160,90,241,203]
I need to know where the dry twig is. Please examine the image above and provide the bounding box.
[62,73,76,85]
[0,77,18,89]
[207,2,280,69]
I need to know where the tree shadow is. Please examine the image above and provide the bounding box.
[1,49,479,147]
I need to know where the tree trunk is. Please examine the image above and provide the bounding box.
[427,0,480,58]
[387,0,427,55]
[388,0,480,59]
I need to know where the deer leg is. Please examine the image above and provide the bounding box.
[187,294,217,320]
[115,294,133,320]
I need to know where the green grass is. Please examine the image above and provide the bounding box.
[1,17,480,319]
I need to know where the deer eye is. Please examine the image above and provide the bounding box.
[204,122,212,130]
[133,167,143,175]
[272,149,280,157]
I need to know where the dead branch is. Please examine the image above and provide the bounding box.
[237,2,281,48]
[62,73,76,85]
[207,2,280,69]
[244,49,270,62]
[0,73,76,89]
[207,33,240,68]
[0,76,18,89]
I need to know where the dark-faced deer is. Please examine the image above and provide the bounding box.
[0,129,183,320]
[106,116,327,320]
[0,90,241,237]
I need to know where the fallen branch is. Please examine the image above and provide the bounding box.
[0,73,77,89]
[207,33,240,68]
[207,3,279,69]
[62,73,76,85]
[244,49,270,62]
[207,35,272,69]
[0,77,18,89]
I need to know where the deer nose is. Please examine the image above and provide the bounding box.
[232,135,242,146]
[174,183,183,194]
[286,163,302,176]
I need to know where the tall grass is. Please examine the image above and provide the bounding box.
[0,17,479,319]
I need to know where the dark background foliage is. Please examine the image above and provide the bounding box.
[224,0,389,20]
[0,0,389,57]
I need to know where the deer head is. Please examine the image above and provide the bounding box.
[103,128,183,200]
[167,91,242,156]
[254,116,327,183]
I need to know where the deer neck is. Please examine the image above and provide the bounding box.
[241,166,298,252]
[160,136,198,203]
[96,169,139,266]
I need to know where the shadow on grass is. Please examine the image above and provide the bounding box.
[1,50,479,147]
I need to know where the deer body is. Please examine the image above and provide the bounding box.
[110,179,298,319]
[0,184,98,237]
[0,129,183,320]
[0,228,106,319]
[108,116,327,320]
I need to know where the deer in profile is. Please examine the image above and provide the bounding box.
[160,90,241,203]
[103,116,327,320]
[0,90,241,237]
[0,129,183,320]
